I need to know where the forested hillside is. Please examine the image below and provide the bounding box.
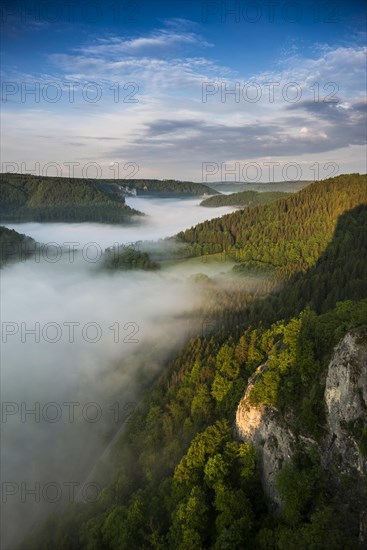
[124,179,217,196]
[26,306,367,548]
[0,226,38,266]
[200,190,289,207]
[25,175,367,549]
[177,204,367,344]
[178,174,367,279]
[0,174,142,223]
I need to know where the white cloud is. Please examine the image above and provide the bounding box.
[79,31,212,57]
[2,23,366,180]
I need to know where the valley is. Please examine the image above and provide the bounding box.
[1,174,366,549]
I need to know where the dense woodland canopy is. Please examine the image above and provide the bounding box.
[103,245,161,271]
[0,174,216,224]
[25,174,367,549]
[0,173,143,223]
[0,226,38,266]
[206,181,311,195]
[178,174,367,279]
[123,179,217,196]
[200,191,289,208]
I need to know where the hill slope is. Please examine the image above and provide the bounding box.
[0,173,143,224]
[0,226,37,266]
[25,175,367,550]
[123,179,217,196]
[200,190,290,207]
[178,174,367,279]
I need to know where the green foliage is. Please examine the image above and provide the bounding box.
[170,485,210,549]
[0,173,142,223]
[174,420,229,487]
[25,300,366,550]
[276,461,316,525]
[204,454,230,488]
[101,492,146,550]
[248,318,301,406]
[262,450,362,549]
[190,384,213,426]
[214,488,253,544]
[178,174,367,280]
[103,245,160,271]
[0,225,37,266]
[358,426,367,457]
[124,178,217,196]
[201,190,289,208]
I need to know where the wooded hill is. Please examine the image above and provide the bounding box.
[123,179,217,196]
[0,226,38,266]
[178,174,367,280]
[0,173,217,223]
[200,190,290,208]
[0,173,143,223]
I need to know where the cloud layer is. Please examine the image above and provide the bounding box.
[2,20,366,179]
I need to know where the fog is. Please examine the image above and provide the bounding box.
[1,197,238,549]
[5,196,236,248]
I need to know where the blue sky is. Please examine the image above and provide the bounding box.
[1,0,366,181]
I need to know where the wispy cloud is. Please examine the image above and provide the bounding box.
[79,31,212,57]
[2,17,366,179]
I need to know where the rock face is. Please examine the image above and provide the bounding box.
[235,365,295,509]
[324,328,367,475]
[235,327,367,511]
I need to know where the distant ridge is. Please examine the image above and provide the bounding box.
[178,174,367,279]
[206,180,312,194]
[0,174,216,224]
[0,173,143,224]
[200,190,290,207]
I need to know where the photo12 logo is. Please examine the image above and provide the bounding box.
[1,1,140,24]
[0,240,142,265]
[1,479,128,503]
[201,2,339,24]
[2,161,139,179]
[201,161,339,183]
[1,480,101,504]
[2,81,140,104]
[1,320,140,344]
[1,400,137,424]
[202,81,339,104]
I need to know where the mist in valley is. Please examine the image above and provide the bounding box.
[4,196,237,249]
[1,197,239,549]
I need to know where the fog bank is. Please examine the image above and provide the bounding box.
[5,196,237,249]
[1,197,240,548]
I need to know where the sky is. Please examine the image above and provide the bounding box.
[1,0,366,181]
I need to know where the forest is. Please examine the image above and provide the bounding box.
[0,173,143,224]
[200,191,290,208]
[103,244,161,271]
[0,226,38,266]
[122,179,217,196]
[206,181,311,195]
[0,174,217,225]
[24,173,367,549]
[178,174,367,280]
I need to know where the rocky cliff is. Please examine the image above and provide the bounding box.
[324,328,367,475]
[236,327,367,534]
